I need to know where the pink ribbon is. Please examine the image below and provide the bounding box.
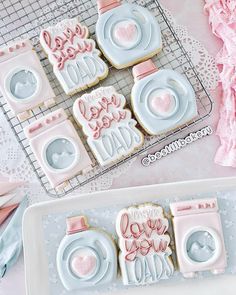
[205,0,236,167]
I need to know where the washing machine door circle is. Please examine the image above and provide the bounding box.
[69,246,100,281]
[42,136,80,173]
[183,226,222,266]
[5,67,42,103]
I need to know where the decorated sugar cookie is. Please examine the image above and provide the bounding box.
[73,86,144,166]
[40,18,108,95]
[57,215,117,291]
[0,39,55,121]
[116,204,174,285]
[170,198,227,278]
[131,60,198,135]
[24,108,92,189]
[96,0,162,69]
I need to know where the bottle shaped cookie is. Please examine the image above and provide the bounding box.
[57,216,117,290]
[96,0,162,69]
[131,59,198,135]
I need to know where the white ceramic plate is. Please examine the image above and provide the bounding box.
[23,177,236,295]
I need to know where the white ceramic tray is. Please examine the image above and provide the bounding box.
[23,177,236,295]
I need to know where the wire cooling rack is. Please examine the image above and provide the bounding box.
[0,0,213,197]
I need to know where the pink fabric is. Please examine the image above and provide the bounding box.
[0,204,19,226]
[205,0,236,167]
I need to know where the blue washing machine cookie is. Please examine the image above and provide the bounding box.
[96,0,162,69]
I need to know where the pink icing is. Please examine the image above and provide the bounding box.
[150,93,173,115]
[78,94,127,139]
[28,123,43,134]
[66,216,88,235]
[28,112,63,134]
[0,41,29,64]
[6,42,25,53]
[97,0,121,14]
[41,23,93,70]
[120,213,168,261]
[114,23,137,43]
[171,199,218,217]
[205,0,236,167]
[71,255,97,277]
[132,59,158,81]
[0,203,19,226]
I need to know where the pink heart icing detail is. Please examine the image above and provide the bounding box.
[115,23,137,43]
[71,255,97,277]
[150,93,173,114]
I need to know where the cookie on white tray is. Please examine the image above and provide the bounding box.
[116,203,174,285]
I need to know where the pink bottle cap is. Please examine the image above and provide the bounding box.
[66,216,89,235]
[97,0,121,14]
[132,60,158,81]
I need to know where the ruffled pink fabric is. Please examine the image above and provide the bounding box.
[205,0,236,167]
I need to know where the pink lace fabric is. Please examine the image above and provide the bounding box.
[205,0,236,167]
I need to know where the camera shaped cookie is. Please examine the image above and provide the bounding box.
[0,40,55,121]
[57,215,117,291]
[24,108,92,189]
[96,0,162,69]
[131,60,198,135]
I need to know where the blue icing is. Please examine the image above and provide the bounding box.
[186,231,216,263]
[10,69,37,99]
[57,229,117,291]
[45,138,76,170]
[96,3,162,68]
[131,69,197,135]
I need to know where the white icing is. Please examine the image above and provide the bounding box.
[73,86,143,166]
[57,222,117,290]
[96,3,162,68]
[40,18,108,95]
[116,204,174,286]
[132,69,198,135]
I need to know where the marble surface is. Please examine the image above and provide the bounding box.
[0,1,235,295]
